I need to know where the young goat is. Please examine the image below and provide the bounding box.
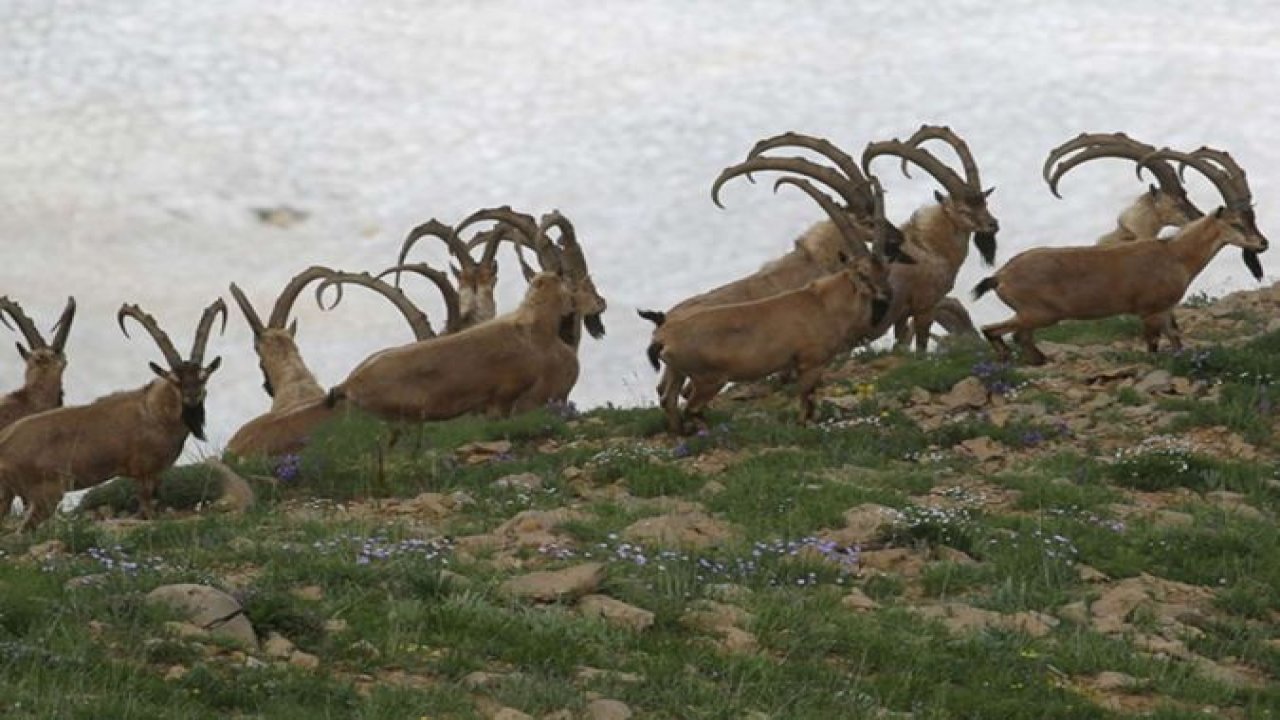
[861,125,1001,352]
[650,254,892,433]
[224,267,438,458]
[326,271,581,422]
[0,300,225,531]
[977,147,1268,364]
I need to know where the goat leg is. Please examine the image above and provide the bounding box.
[1013,328,1047,365]
[683,379,726,435]
[981,322,1016,363]
[17,487,57,533]
[795,366,824,424]
[136,476,159,519]
[661,370,688,434]
[912,309,936,353]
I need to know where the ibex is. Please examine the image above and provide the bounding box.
[861,125,1000,352]
[0,300,225,531]
[976,147,1268,364]
[327,268,582,422]
[639,132,904,399]
[389,214,508,331]
[224,266,437,458]
[0,297,76,518]
[649,177,894,433]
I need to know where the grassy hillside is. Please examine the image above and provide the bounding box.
[2,286,1279,719]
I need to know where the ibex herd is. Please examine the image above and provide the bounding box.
[0,126,1269,530]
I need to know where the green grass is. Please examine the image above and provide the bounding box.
[4,340,1280,718]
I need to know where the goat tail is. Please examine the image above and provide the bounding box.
[972,276,999,300]
[646,341,664,371]
[637,309,666,327]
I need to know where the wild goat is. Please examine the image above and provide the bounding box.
[327,269,582,422]
[0,297,76,517]
[390,213,509,331]
[1043,132,1202,246]
[861,125,1000,351]
[224,267,437,458]
[0,300,225,531]
[639,132,903,399]
[0,296,76,431]
[976,147,1268,364]
[649,179,894,433]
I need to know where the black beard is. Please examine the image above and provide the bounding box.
[871,298,891,327]
[583,313,606,339]
[558,314,578,345]
[974,232,998,266]
[182,402,207,441]
[1243,249,1264,280]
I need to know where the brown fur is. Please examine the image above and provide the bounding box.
[652,260,890,433]
[331,273,579,422]
[977,211,1264,364]
[1096,189,1198,246]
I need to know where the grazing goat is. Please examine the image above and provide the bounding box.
[976,147,1268,364]
[328,270,581,422]
[0,300,225,531]
[650,254,892,433]
[0,297,76,517]
[224,267,437,458]
[861,125,1001,352]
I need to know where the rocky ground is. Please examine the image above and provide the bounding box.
[3,285,1280,718]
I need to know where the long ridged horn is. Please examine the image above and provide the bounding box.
[228,283,267,337]
[458,206,543,280]
[1140,148,1248,212]
[771,177,870,258]
[267,266,337,329]
[539,211,590,278]
[396,219,476,275]
[49,296,76,352]
[1042,132,1185,201]
[861,139,969,200]
[900,125,982,190]
[373,263,463,334]
[711,156,871,213]
[1178,146,1252,209]
[743,132,876,216]
[118,304,184,369]
[0,297,48,350]
[310,271,435,340]
[189,298,228,366]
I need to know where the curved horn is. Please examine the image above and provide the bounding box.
[267,266,337,329]
[0,297,48,350]
[530,215,565,276]
[228,282,267,337]
[49,296,76,352]
[1042,132,1184,199]
[458,206,543,279]
[743,132,875,215]
[711,156,873,214]
[900,125,982,190]
[311,271,436,340]
[861,139,968,199]
[1141,148,1247,212]
[539,211,590,277]
[1180,146,1252,207]
[117,304,183,369]
[189,298,228,366]
[373,263,463,334]
[396,219,475,280]
[771,177,869,258]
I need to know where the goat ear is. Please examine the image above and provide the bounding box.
[149,361,169,380]
[287,319,298,337]
[204,356,222,376]
[982,187,995,198]
[15,342,29,361]
[933,190,946,205]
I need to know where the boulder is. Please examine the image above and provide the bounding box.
[146,584,257,649]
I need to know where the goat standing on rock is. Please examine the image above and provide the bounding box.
[976,146,1268,364]
[0,299,226,531]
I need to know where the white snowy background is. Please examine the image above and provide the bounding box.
[3,0,1279,455]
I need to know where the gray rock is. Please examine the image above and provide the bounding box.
[146,584,258,649]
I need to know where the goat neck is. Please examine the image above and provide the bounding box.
[256,333,324,412]
[904,204,970,272]
[1161,214,1236,278]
